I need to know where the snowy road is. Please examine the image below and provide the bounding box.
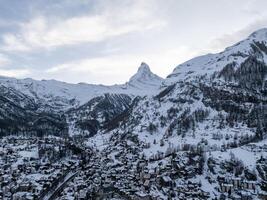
[41,170,79,200]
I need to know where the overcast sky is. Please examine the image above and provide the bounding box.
[0,0,267,85]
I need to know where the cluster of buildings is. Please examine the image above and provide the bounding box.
[56,134,267,200]
[207,147,267,199]
[219,176,257,199]
[0,137,81,200]
[56,140,209,200]
[0,134,266,200]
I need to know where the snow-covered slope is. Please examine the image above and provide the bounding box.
[166,28,267,85]
[83,28,267,199]
[67,93,132,137]
[115,28,267,152]
[0,63,163,109]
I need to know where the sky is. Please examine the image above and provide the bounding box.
[0,0,267,85]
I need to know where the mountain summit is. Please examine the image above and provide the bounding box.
[137,62,151,73]
[127,62,163,89]
[95,29,267,199]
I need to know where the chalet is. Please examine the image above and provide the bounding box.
[232,177,242,188]
[77,189,88,200]
[220,183,234,194]
[144,180,150,189]
[143,173,151,180]
[243,180,256,191]
[240,191,253,200]
[159,175,174,187]
[134,191,150,200]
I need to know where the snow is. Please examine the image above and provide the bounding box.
[196,175,218,198]
[211,145,267,170]
[0,62,163,109]
[43,171,78,200]
[127,62,163,89]
[18,148,38,158]
[2,28,267,200]
[86,131,113,151]
[164,28,267,85]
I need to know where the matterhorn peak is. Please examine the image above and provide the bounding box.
[130,62,162,82]
[125,62,163,90]
[137,62,151,73]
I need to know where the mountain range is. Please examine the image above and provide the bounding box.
[1,28,267,198]
[1,29,267,137]
[0,61,163,137]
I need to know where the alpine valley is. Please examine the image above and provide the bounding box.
[1,29,267,200]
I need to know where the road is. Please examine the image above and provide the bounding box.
[42,170,79,200]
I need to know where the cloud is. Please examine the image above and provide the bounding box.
[208,18,267,52]
[0,53,28,77]
[46,46,200,76]
[0,19,19,28]
[1,1,166,52]
[241,0,267,16]
[44,56,140,85]
[46,57,131,76]
[43,45,204,84]
[0,54,11,66]
[3,0,267,85]
[0,69,30,77]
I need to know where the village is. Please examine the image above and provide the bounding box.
[0,135,266,200]
[55,136,267,200]
[0,136,91,200]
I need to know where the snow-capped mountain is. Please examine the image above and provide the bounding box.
[0,62,162,137]
[126,62,163,90]
[83,28,267,199]
[2,28,267,200]
[0,62,162,110]
[104,28,267,153]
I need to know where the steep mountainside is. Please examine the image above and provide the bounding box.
[166,28,267,85]
[67,93,132,137]
[84,28,267,199]
[0,63,162,137]
[0,85,68,137]
[92,28,267,148]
